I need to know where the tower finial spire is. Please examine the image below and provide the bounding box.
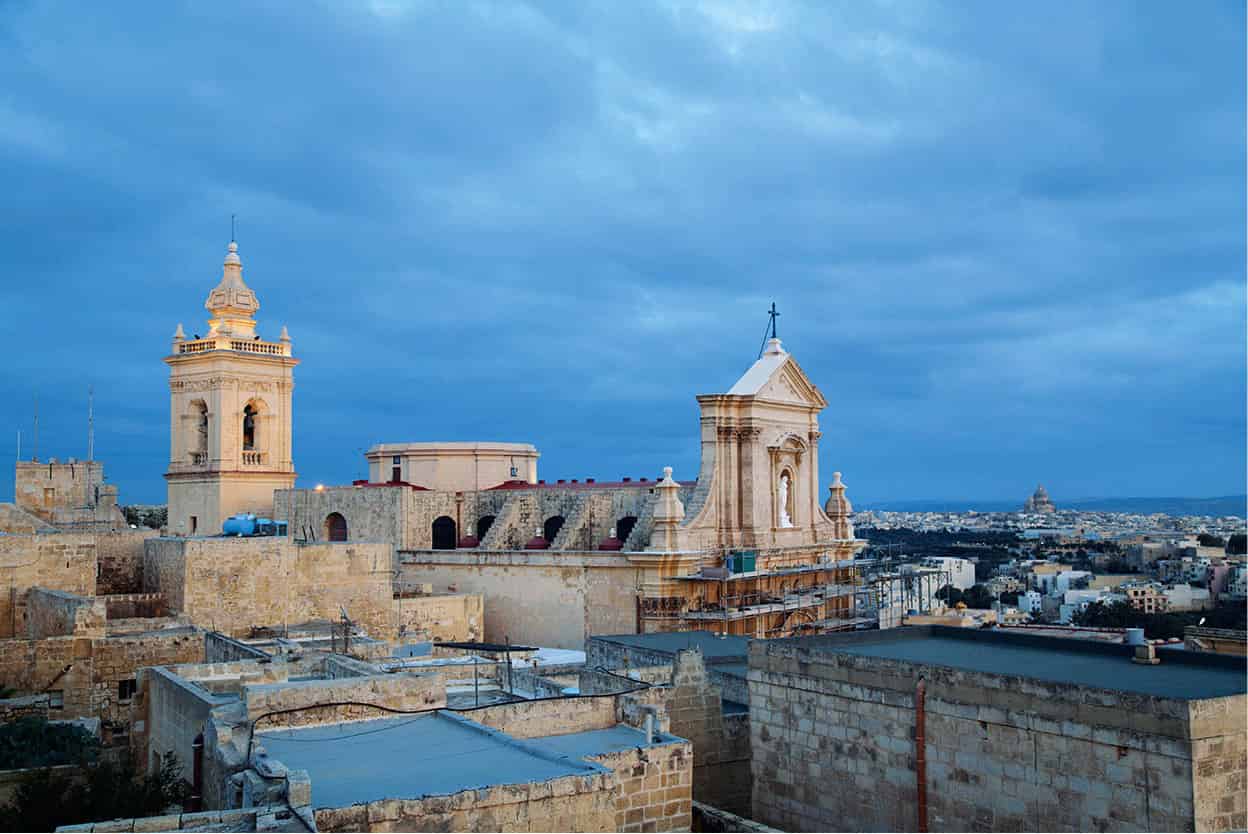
[231,213,236,242]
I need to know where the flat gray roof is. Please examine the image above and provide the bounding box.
[257,712,676,810]
[592,631,749,661]
[772,627,1247,700]
[258,713,602,809]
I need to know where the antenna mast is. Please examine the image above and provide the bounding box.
[87,385,94,462]
[32,394,38,462]
[86,385,95,509]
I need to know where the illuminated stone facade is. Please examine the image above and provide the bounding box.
[164,242,298,536]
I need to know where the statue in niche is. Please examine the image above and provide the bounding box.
[778,473,794,528]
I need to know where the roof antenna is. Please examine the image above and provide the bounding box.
[757,302,780,358]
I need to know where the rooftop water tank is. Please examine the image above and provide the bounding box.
[222,513,258,537]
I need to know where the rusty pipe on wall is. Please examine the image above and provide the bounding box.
[915,677,928,833]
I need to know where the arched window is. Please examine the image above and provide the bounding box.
[543,515,565,543]
[615,515,639,544]
[242,404,257,451]
[476,515,496,540]
[432,516,457,550]
[325,512,348,542]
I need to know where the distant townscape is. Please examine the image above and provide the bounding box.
[0,245,1243,834]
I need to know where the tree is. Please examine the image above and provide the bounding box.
[962,584,995,610]
[121,506,167,530]
[999,591,1021,606]
[1228,534,1246,556]
[0,749,187,832]
[1197,533,1225,548]
[0,717,98,770]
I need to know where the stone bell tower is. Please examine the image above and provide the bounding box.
[164,240,298,536]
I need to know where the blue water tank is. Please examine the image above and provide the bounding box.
[222,513,258,536]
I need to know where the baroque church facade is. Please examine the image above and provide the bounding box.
[165,242,864,646]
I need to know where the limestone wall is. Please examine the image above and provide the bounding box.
[1190,695,1248,831]
[14,460,106,520]
[26,588,105,639]
[458,694,621,739]
[274,485,406,547]
[0,692,50,722]
[399,551,636,649]
[0,534,97,638]
[144,537,398,639]
[280,482,657,552]
[313,772,618,833]
[95,530,158,594]
[244,673,444,726]
[748,639,1247,832]
[205,632,270,663]
[394,592,483,643]
[55,804,299,833]
[137,665,226,783]
[591,741,693,833]
[0,628,203,729]
[663,650,751,816]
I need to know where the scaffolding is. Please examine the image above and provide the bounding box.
[854,566,953,629]
[659,546,874,638]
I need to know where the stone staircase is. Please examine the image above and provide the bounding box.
[622,493,658,551]
[550,494,594,550]
[478,494,532,550]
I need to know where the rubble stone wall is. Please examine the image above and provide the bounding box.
[0,629,203,729]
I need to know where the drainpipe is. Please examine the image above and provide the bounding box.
[187,732,204,812]
[915,678,928,833]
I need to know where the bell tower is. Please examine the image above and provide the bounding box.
[164,240,298,536]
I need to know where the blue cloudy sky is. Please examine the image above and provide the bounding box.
[1,0,1243,507]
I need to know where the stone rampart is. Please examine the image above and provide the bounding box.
[748,637,1248,832]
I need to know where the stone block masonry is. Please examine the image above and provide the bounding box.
[747,629,1247,833]
[144,537,402,640]
[0,534,97,638]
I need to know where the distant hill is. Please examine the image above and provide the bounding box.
[859,496,1247,518]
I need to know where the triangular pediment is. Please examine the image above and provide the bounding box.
[754,355,827,409]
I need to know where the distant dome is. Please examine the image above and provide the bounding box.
[1022,484,1057,514]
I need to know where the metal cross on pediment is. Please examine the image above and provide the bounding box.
[757,302,781,358]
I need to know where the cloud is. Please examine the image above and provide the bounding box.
[0,0,1242,505]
